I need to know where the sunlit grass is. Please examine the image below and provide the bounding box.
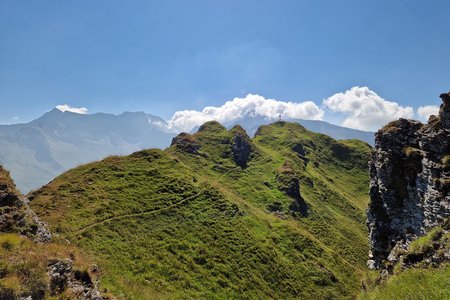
[30,121,371,299]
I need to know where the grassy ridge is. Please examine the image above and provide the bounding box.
[30,121,371,299]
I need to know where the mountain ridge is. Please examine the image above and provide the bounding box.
[0,108,374,193]
[26,120,371,299]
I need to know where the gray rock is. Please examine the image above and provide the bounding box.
[48,259,108,299]
[276,162,308,216]
[170,132,201,155]
[230,125,252,168]
[367,92,450,269]
[439,92,450,129]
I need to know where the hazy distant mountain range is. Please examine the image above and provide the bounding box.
[0,109,176,192]
[0,109,373,192]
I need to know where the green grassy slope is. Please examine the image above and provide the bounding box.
[29,121,371,299]
[361,227,450,299]
[362,265,450,300]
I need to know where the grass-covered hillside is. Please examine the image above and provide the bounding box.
[29,121,371,299]
[361,225,450,299]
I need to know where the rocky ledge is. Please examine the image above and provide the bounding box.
[0,165,108,299]
[367,92,450,269]
[0,166,51,242]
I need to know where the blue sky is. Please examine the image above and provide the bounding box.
[1,0,449,130]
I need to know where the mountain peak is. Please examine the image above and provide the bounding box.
[197,121,227,133]
[439,91,450,128]
[36,108,65,122]
[47,107,64,115]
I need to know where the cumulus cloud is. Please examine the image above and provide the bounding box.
[55,104,88,114]
[417,105,440,122]
[168,94,324,132]
[323,86,414,131]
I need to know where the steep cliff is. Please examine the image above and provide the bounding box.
[367,92,450,269]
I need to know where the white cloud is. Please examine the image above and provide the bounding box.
[12,117,19,121]
[417,105,440,122]
[323,86,414,131]
[55,104,88,114]
[168,94,324,132]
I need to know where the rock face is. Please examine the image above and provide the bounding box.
[0,166,108,299]
[0,166,22,207]
[440,92,450,129]
[170,132,201,155]
[367,92,450,269]
[0,166,51,241]
[276,162,308,216]
[230,125,252,168]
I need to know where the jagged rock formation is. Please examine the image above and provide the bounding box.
[170,132,201,155]
[0,165,107,299]
[48,260,106,299]
[367,92,450,269]
[230,125,252,168]
[0,166,51,241]
[276,161,308,216]
[292,143,307,157]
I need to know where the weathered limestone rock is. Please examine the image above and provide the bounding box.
[0,165,106,299]
[230,125,252,168]
[0,165,51,241]
[439,92,450,129]
[170,132,201,155]
[367,92,450,269]
[48,259,106,299]
[276,162,308,216]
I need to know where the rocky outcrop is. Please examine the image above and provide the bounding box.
[292,143,307,157]
[48,260,106,299]
[367,92,450,269]
[230,125,252,168]
[0,166,51,241]
[170,132,201,155]
[0,166,108,299]
[440,92,450,128]
[171,122,255,168]
[0,167,21,208]
[276,162,308,216]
